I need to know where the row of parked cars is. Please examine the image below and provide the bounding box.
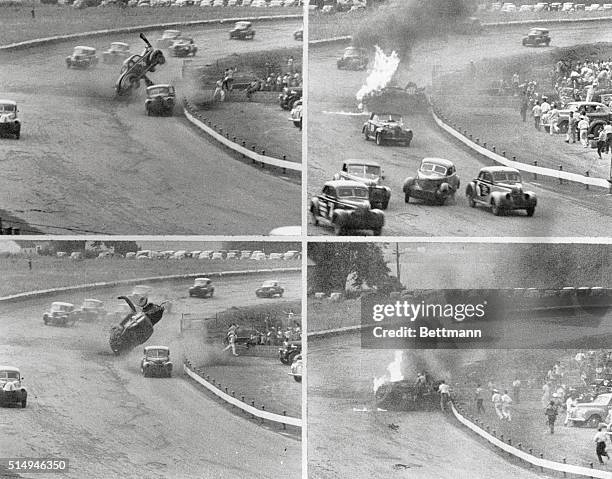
[484,2,612,12]
[119,0,300,7]
[131,249,301,260]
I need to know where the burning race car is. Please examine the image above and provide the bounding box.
[115,33,165,97]
[360,82,428,114]
[375,377,444,411]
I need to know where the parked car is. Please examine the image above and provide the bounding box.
[403,158,460,205]
[229,21,255,40]
[76,299,106,321]
[102,42,131,64]
[568,393,612,427]
[156,30,182,49]
[141,346,172,377]
[289,354,302,382]
[522,28,551,47]
[337,46,368,70]
[290,98,303,130]
[255,280,284,298]
[557,101,612,138]
[283,250,301,260]
[333,159,391,210]
[0,367,27,408]
[145,84,176,116]
[66,46,98,69]
[0,99,21,140]
[279,87,302,110]
[362,112,413,146]
[310,179,385,235]
[189,278,214,298]
[43,302,78,326]
[279,340,301,365]
[169,37,197,57]
[294,28,303,41]
[465,166,537,216]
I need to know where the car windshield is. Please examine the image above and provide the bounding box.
[174,38,191,44]
[347,164,381,178]
[337,186,369,198]
[591,395,612,405]
[0,103,16,113]
[74,47,93,55]
[148,87,171,96]
[344,48,363,58]
[492,171,522,183]
[51,304,72,312]
[146,349,168,359]
[194,279,209,286]
[83,300,101,308]
[236,22,250,29]
[529,29,547,35]
[163,31,180,38]
[377,114,403,123]
[0,371,19,380]
[262,281,278,287]
[421,162,448,175]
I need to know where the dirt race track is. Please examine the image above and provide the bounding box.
[307,22,612,236]
[0,271,301,479]
[0,20,302,234]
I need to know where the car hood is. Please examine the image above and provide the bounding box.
[496,182,524,191]
[417,170,446,180]
[340,198,372,209]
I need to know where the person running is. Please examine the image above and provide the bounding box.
[595,426,610,464]
[438,380,451,412]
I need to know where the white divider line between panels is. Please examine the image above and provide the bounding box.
[431,109,610,188]
[451,402,610,478]
[183,107,302,172]
[183,362,302,428]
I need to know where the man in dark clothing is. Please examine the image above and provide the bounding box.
[545,401,558,434]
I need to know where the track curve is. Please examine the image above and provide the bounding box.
[0,20,302,234]
[0,271,301,479]
[308,22,612,236]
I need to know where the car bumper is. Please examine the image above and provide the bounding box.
[146,99,175,111]
[0,390,25,405]
[0,123,19,133]
[343,211,385,230]
[500,197,537,209]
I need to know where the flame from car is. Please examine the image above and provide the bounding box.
[356,46,400,107]
[373,350,405,393]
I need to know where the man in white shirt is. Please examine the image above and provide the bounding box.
[578,116,590,147]
[491,389,504,419]
[501,390,513,421]
[438,380,451,412]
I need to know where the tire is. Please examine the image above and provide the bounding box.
[146,108,151,116]
[372,227,382,236]
[467,191,476,208]
[491,202,503,216]
[364,129,370,141]
[278,292,283,297]
[21,398,26,408]
[381,200,389,210]
[404,192,410,203]
[587,415,601,428]
[557,122,568,134]
[15,129,20,140]
[287,350,299,364]
[310,206,319,226]
[293,376,302,383]
[404,139,411,147]
[43,316,48,325]
[526,207,535,217]
[333,224,347,236]
[375,133,383,146]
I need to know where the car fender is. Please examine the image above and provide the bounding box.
[370,209,386,227]
[438,182,450,194]
[490,190,506,205]
[332,209,349,227]
[402,177,416,192]
[465,181,477,197]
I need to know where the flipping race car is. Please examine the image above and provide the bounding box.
[115,33,165,97]
[109,295,166,355]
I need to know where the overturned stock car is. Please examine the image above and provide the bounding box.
[375,378,443,411]
[360,82,428,114]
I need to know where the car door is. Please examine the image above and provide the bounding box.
[318,186,335,219]
[369,115,378,136]
[476,171,492,200]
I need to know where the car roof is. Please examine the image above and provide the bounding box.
[75,46,95,51]
[530,28,549,32]
[236,21,251,26]
[84,298,103,303]
[163,29,181,34]
[147,84,172,90]
[373,111,402,116]
[52,301,74,307]
[344,159,381,167]
[323,179,369,188]
[144,345,169,351]
[480,166,520,173]
[195,277,211,281]
[421,157,455,168]
[0,99,17,106]
[111,42,128,46]
[0,366,20,372]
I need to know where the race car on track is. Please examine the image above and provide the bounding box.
[188,277,214,298]
[141,346,172,378]
[43,302,78,327]
[310,179,385,236]
[0,367,27,408]
[375,378,444,411]
[333,159,391,210]
[169,37,197,57]
[289,354,302,383]
[76,298,106,321]
[156,29,182,49]
[337,46,368,70]
[279,340,301,365]
[290,99,303,130]
[522,28,551,47]
[0,100,21,140]
[279,87,302,110]
[144,84,176,116]
[66,46,98,69]
[256,280,284,298]
[115,33,165,97]
[465,166,537,216]
[362,112,413,146]
[403,158,460,205]
[229,21,255,40]
[102,42,131,64]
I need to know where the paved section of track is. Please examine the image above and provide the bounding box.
[308,22,612,236]
[0,271,300,478]
[0,21,302,234]
[308,333,549,479]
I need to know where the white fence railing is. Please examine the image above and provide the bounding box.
[183,361,302,428]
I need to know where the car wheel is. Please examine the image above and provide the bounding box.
[491,202,503,216]
[526,207,535,217]
[372,227,382,236]
[404,139,411,147]
[587,415,601,428]
[557,122,568,134]
[375,133,383,146]
[404,192,410,203]
[15,130,20,140]
[43,317,48,325]
[334,224,347,236]
[381,200,389,210]
[364,129,370,141]
[21,398,27,408]
[293,376,302,383]
[310,206,319,226]
[209,291,214,298]
[146,108,151,116]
